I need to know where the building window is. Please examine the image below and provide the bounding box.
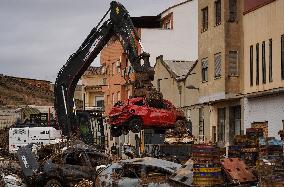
[112,63,116,75]
[103,78,107,85]
[262,41,266,84]
[281,35,284,80]
[157,79,161,92]
[256,43,259,85]
[217,108,226,142]
[229,106,241,139]
[201,58,208,82]
[202,7,208,32]
[229,51,238,76]
[117,91,121,101]
[269,39,273,82]
[164,20,171,29]
[212,126,217,143]
[95,96,104,107]
[229,0,237,22]
[116,61,121,74]
[214,52,221,78]
[215,0,221,25]
[250,45,253,86]
[106,95,110,106]
[199,108,205,143]
[112,93,115,106]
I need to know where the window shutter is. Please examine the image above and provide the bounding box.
[229,51,238,75]
[202,59,208,68]
[214,53,221,77]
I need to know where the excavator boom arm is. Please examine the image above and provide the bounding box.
[54,1,153,136]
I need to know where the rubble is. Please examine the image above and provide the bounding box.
[164,120,194,144]
[0,128,9,158]
[0,174,26,187]
[16,141,111,187]
[96,157,181,186]
[74,179,94,187]
[221,158,257,185]
[169,159,194,186]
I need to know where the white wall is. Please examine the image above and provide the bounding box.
[243,94,284,138]
[141,0,198,65]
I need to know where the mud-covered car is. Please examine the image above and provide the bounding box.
[96,157,181,186]
[17,143,110,187]
[109,97,189,137]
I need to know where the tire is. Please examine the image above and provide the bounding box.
[129,118,143,133]
[110,126,123,137]
[44,179,62,187]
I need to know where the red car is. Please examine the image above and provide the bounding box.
[108,97,188,137]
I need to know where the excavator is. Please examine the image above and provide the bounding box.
[54,1,162,142]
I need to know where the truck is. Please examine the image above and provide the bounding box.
[9,127,62,153]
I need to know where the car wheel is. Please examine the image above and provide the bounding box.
[44,179,62,187]
[110,126,123,137]
[129,118,143,133]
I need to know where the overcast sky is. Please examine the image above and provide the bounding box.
[0,0,185,82]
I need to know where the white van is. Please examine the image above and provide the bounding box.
[9,127,62,153]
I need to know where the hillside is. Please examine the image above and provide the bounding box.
[0,75,54,106]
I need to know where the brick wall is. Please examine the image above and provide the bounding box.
[100,38,135,115]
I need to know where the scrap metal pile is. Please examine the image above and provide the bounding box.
[96,157,181,186]
[228,127,284,186]
[169,144,258,186]
[164,120,194,144]
[1,124,283,186]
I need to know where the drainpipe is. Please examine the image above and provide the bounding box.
[178,84,182,107]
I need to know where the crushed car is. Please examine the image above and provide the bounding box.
[109,97,191,137]
[96,157,182,186]
[17,142,110,187]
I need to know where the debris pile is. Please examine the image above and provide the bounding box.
[191,144,224,186]
[221,158,257,185]
[16,141,111,187]
[164,120,194,144]
[257,157,284,186]
[96,157,181,186]
[0,127,9,157]
[229,128,264,166]
[74,179,94,187]
[169,159,194,186]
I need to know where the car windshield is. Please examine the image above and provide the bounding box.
[147,99,167,109]
[114,101,124,107]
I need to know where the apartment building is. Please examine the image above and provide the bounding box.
[243,0,284,138]
[198,0,244,145]
[139,0,198,64]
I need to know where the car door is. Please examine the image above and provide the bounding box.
[145,100,162,125]
[159,101,176,126]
